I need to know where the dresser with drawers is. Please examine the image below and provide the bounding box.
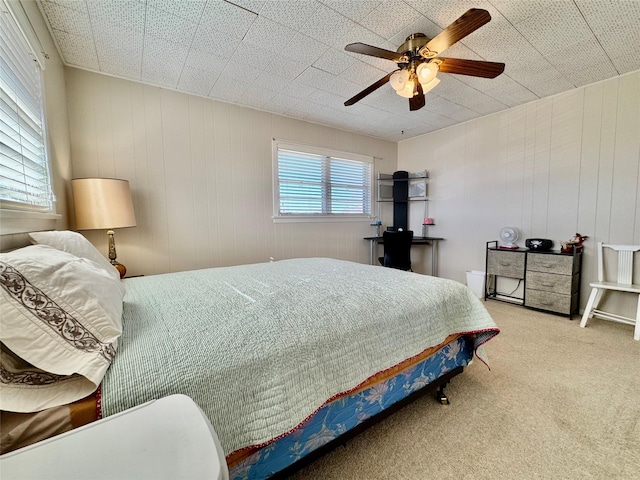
[485,241,582,318]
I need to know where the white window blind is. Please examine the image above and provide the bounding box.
[0,3,52,211]
[275,143,373,219]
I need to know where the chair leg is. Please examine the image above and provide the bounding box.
[634,295,640,341]
[590,289,604,318]
[580,288,599,329]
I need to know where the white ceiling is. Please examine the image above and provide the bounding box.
[37,0,640,142]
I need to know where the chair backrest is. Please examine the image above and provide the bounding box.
[382,230,413,270]
[598,243,640,285]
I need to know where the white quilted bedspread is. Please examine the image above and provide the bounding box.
[101,258,498,455]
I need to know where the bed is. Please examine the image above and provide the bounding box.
[0,231,499,478]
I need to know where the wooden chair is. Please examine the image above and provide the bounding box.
[580,242,640,340]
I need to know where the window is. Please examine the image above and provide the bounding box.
[0,1,53,212]
[273,141,373,221]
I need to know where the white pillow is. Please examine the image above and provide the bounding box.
[29,230,120,280]
[0,245,124,412]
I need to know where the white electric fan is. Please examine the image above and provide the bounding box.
[498,226,519,250]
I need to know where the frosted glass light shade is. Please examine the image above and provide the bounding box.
[389,70,410,91]
[397,79,416,98]
[421,77,440,94]
[416,62,439,85]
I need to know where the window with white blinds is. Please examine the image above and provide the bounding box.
[274,142,373,220]
[0,3,52,211]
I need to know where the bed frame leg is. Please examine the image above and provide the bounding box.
[435,383,450,405]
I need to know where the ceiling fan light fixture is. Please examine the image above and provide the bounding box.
[416,62,439,85]
[389,69,410,91]
[420,77,440,93]
[397,78,416,98]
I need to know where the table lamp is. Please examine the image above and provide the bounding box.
[71,178,136,278]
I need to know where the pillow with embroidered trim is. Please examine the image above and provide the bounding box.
[0,245,124,413]
[29,230,120,281]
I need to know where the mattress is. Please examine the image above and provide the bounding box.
[102,258,498,459]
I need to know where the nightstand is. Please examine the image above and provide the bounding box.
[0,394,229,480]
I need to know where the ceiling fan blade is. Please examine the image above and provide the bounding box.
[437,57,505,78]
[344,70,397,106]
[345,42,404,62]
[425,8,491,55]
[409,83,425,111]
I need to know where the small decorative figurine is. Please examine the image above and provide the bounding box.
[560,233,589,253]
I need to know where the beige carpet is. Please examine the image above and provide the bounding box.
[289,301,640,480]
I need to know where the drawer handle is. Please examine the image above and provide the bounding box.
[499,261,511,266]
[541,264,553,268]
[540,283,554,287]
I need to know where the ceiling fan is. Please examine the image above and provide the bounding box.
[343,8,505,111]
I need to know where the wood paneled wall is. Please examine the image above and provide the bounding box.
[65,68,397,276]
[399,70,640,316]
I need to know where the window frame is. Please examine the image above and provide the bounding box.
[272,140,374,223]
[0,0,59,234]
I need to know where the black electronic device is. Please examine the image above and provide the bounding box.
[526,238,553,251]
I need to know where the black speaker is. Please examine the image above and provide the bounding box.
[526,238,553,251]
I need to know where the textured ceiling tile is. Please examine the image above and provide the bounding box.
[48,0,88,14]
[488,0,556,24]
[227,0,266,15]
[144,7,197,47]
[221,62,263,84]
[387,14,441,48]
[210,75,252,103]
[282,79,318,99]
[340,60,387,86]
[547,39,618,86]
[40,1,93,38]
[142,37,189,87]
[336,25,395,71]
[514,2,594,55]
[237,85,277,109]
[232,42,276,69]
[86,1,145,34]
[250,72,291,93]
[199,0,257,39]
[566,62,620,88]
[147,0,206,22]
[184,50,229,76]
[482,77,539,107]
[259,0,322,29]
[576,0,640,34]
[262,93,302,114]
[95,42,142,77]
[190,27,242,58]
[460,19,537,63]
[360,0,424,40]
[609,49,640,75]
[52,29,99,69]
[98,58,141,80]
[322,76,363,98]
[308,89,345,108]
[263,56,311,81]
[527,76,575,98]
[301,4,356,45]
[313,48,354,75]
[405,0,497,28]
[296,66,336,88]
[505,57,563,87]
[243,16,296,51]
[280,33,330,62]
[320,0,381,23]
[178,65,218,96]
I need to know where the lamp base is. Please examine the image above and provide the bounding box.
[111,260,126,279]
[107,230,126,279]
